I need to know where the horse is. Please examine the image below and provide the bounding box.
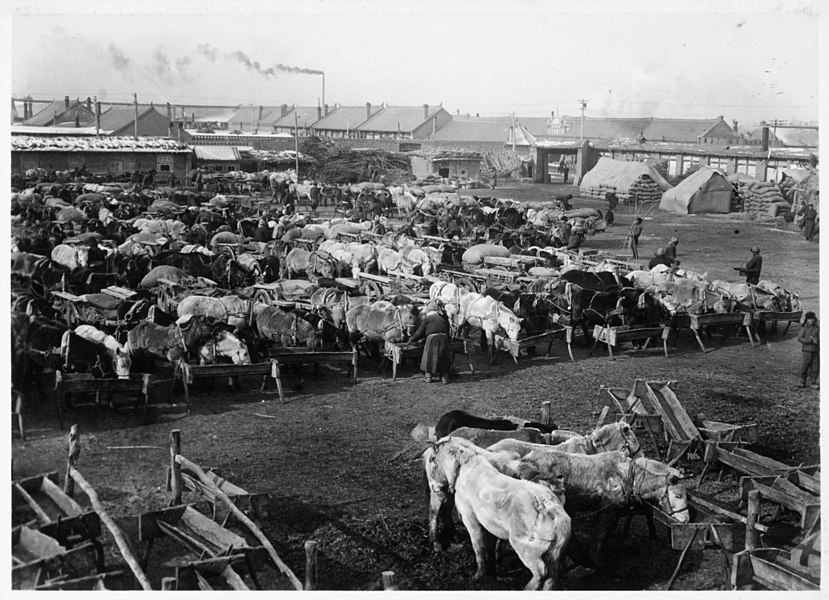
[455,293,523,364]
[73,325,132,379]
[500,448,689,564]
[423,437,571,590]
[345,301,420,358]
[309,287,371,330]
[429,281,463,321]
[196,328,251,365]
[282,248,337,280]
[177,295,251,329]
[489,421,642,460]
[434,409,558,439]
[253,304,322,349]
[125,315,216,374]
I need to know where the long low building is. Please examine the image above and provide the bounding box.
[11,135,193,179]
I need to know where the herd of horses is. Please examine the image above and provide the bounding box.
[420,409,688,590]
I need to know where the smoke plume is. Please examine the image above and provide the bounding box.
[108,44,132,71]
[198,44,322,77]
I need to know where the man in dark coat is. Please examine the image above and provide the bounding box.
[797,311,819,388]
[737,246,763,285]
[409,301,452,384]
[665,236,679,261]
[803,204,818,241]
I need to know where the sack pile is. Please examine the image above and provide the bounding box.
[734,180,790,217]
[580,175,663,203]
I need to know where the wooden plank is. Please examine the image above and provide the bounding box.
[749,550,820,591]
[689,494,768,533]
[179,506,250,550]
[36,571,126,591]
[138,504,189,541]
[13,483,52,524]
[647,382,699,442]
[13,526,66,562]
[40,476,84,517]
[15,472,60,494]
[788,470,820,495]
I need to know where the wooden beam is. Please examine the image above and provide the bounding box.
[175,454,303,590]
[304,540,318,590]
[68,467,152,590]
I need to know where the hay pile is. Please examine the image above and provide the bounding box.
[314,147,409,183]
[734,180,790,217]
[483,151,522,179]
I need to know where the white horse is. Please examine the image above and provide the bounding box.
[424,437,571,590]
[455,293,523,364]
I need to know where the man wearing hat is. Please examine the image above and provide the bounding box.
[566,225,586,251]
[665,236,679,262]
[254,219,272,243]
[737,247,763,285]
[409,301,452,384]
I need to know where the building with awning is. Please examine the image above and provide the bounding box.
[192,145,241,172]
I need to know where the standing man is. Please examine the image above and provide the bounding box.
[562,161,570,184]
[409,301,452,384]
[490,170,498,190]
[797,311,819,389]
[665,236,679,262]
[802,203,818,241]
[629,217,643,259]
[737,246,763,285]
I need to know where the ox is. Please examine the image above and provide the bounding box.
[424,437,570,590]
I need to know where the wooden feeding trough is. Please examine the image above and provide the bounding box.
[492,326,571,363]
[54,370,158,429]
[168,555,260,590]
[384,339,472,381]
[739,475,821,532]
[694,415,759,445]
[12,526,101,590]
[749,310,803,342]
[12,472,101,544]
[268,349,359,402]
[672,312,756,352]
[172,360,280,409]
[732,547,820,591]
[138,504,269,572]
[588,324,670,359]
[178,467,269,527]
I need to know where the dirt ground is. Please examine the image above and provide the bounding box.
[11,182,821,591]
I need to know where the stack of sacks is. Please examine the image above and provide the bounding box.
[735,181,790,217]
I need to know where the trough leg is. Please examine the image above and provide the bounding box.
[692,327,708,353]
[273,362,284,403]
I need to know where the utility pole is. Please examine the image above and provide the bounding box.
[772,119,778,149]
[133,92,139,140]
[294,111,300,178]
[579,99,587,141]
[511,112,516,152]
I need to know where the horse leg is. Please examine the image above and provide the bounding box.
[460,512,492,581]
[487,330,497,366]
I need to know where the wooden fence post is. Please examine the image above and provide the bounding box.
[745,490,760,550]
[382,570,398,590]
[170,429,182,506]
[541,401,552,426]
[64,424,79,496]
[304,540,318,590]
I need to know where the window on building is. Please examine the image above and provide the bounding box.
[667,158,678,177]
[736,158,757,178]
[438,168,450,178]
[159,164,171,172]
[708,156,728,172]
[681,156,700,174]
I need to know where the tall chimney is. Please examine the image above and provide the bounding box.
[75,108,80,127]
[317,104,322,121]
[732,119,738,134]
[423,104,429,120]
[64,96,70,109]
[258,105,264,121]
[761,126,769,151]
[95,100,101,136]
[280,104,288,118]
[324,103,329,117]
[85,97,92,111]
[366,102,372,121]
[166,102,171,122]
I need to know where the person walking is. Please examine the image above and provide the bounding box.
[797,311,819,389]
[409,301,452,384]
[736,246,763,285]
[628,217,643,259]
[802,203,818,241]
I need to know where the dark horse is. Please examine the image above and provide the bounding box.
[434,409,558,440]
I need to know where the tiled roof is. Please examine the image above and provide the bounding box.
[227,105,285,128]
[97,105,159,133]
[24,100,89,127]
[273,106,321,129]
[647,118,726,142]
[430,117,513,142]
[550,115,728,143]
[12,125,97,136]
[771,127,819,148]
[311,105,379,132]
[357,105,443,133]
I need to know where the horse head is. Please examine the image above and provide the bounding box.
[113,349,132,379]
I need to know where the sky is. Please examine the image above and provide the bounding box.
[6,0,824,124]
